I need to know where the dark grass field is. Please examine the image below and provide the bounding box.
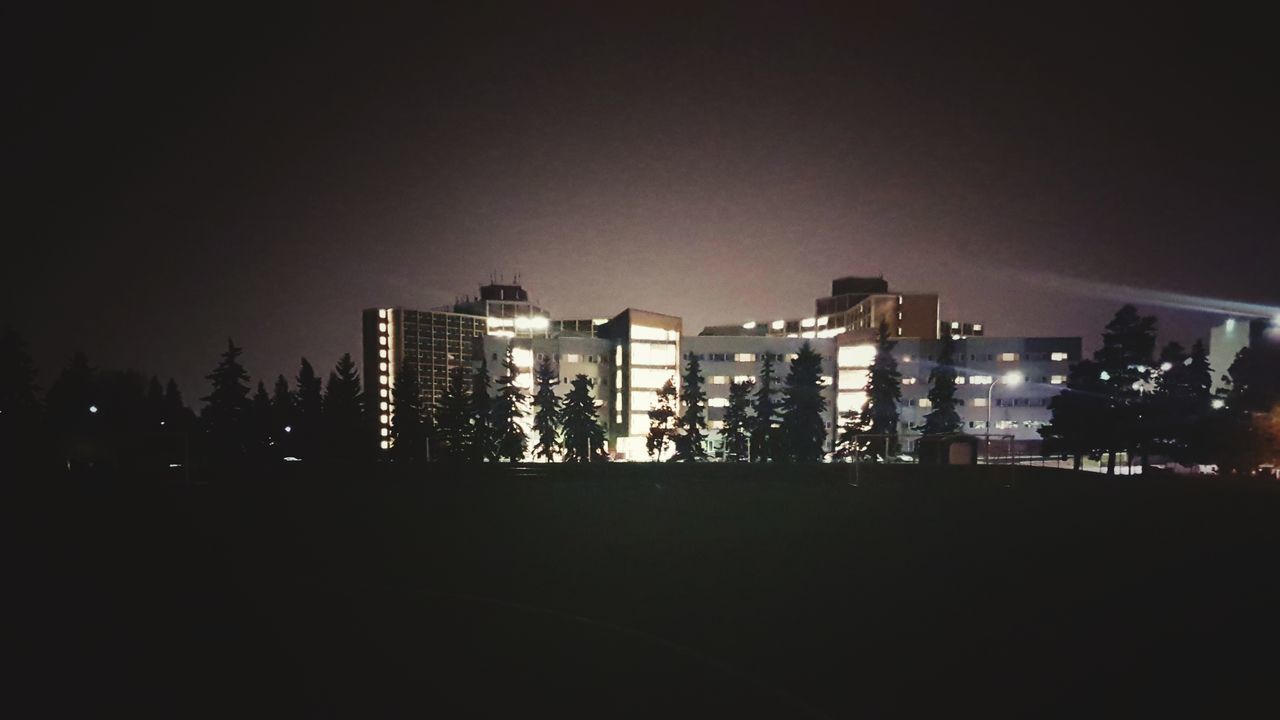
[11,464,1280,718]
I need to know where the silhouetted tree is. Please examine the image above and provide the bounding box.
[750,354,781,462]
[492,344,529,462]
[673,355,708,461]
[920,334,961,435]
[294,358,324,460]
[833,408,862,461]
[646,378,677,460]
[250,380,274,460]
[390,361,428,462]
[779,341,828,462]
[722,378,754,462]
[469,358,498,462]
[1150,340,1214,465]
[0,328,42,442]
[1206,338,1280,473]
[435,365,473,460]
[531,356,561,461]
[269,375,295,456]
[860,322,901,456]
[162,378,195,431]
[201,339,252,462]
[145,376,165,428]
[561,374,607,462]
[323,353,365,462]
[1040,358,1109,470]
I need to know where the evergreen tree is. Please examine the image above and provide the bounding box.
[833,408,862,461]
[646,379,678,460]
[531,356,561,461]
[856,323,903,461]
[779,341,829,462]
[250,380,274,460]
[750,354,781,462]
[323,353,366,461]
[294,358,324,460]
[491,344,529,462]
[270,375,295,457]
[435,365,473,460]
[390,361,428,462]
[145,376,165,428]
[1040,358,1110,470]
[673,355,708,461]
[469,358,498,461]
[1150,340,1214,465]
[721,378,755,462]
[162,378,195,431]
[561,374,607,462]
[46,352,99,441]
[919,334,961,435]
[200,339,252,461]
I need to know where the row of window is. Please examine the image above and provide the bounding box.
[906,351,1072,363]
[915,397,1050,408]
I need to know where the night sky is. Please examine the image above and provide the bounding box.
[8,3,1278,398]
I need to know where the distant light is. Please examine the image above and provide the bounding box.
[378,309,387,319]
[159,420,166,426]
[1131,381,1144,391]
[284,425,292,433]
[88,405,98,414]
[1160,362,1173,372]
[283,456,302,462]
[168,463,182,468]
[1002,371,1024,387]
[1211,398,1226,409]
[771,320,785,330]
[592,318,608,325]
[801,317,817,328]
[1099,371,1111,381]
[742,321,757,330]
[1273,314,1280,328]
[1225,318,1236,331]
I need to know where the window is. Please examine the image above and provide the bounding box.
[378,322,387,332]
[996,420,1017,430]
[902,377,917,385]
[1051,352,1069,361]
[918,398,932,407]
[1000,352,1018,362]
[970,420,987,429]
[379,349,388,359]
[708,397,729,408]
[379,336,387,346]
[564,353,581,363]
[734,353,756,362]
[710,375,729,385]
[380,401,389,411]
[631,368,676,389]
[709,420,725,429]
[632,325,677,342]
[733,375,754,384]
[902,355,912,363]
[786,353,799,361]
[771,320,785,330]
[379,362,388,372]
[631,343,676,366]
[1051,375,1067,385]
[954,376,966,384]
[820,375,833,386]
[971,398,988,407]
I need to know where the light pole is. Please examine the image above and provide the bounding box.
[985,371,1023,463]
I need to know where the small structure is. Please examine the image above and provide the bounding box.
[916,433,979,466]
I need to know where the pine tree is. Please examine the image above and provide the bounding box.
[919,334,961,435]
[561,374,607,463]
[779,341,828,462]
[269,375,295,457]
[646,379,678,460]
[145,376,165,428]
[200,339,252,461]
[294,358,324,460]
[721,378,755,462]
[46,352,99,442]
[833,408,862,461]
[323,353,365,461]
[491,344,529,462]
[1095,306,1158,473]
[750,354,781,462]
[1040,358,1109,470]
[162,378,194,431]
[1150,340,1213,465]
[250,380,274,460]
[390,361,428,462]
[435,365,473,460]
[860,322,902,461]
[531,356,561,461]
[469,358,497,462]
[673,356,708,461]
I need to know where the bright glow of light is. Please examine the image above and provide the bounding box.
[801,317,816,328]
[820,375,833,386]
[487,317,514,328]
[380,428,389,437]
[902,355,912,363]
[973,324,983,331]
[837,391,867,413]
[955,376,965,384]
[88,405,98,414]
[631,367,676,389]
[513,316,549,330]
[972,398,988,407]
[1051,375,1067,385]
[632,325,678,342]
[838,369,869,388]
[742,321,757,329]
[709,420,725,429]
[837,344,876,369]
[380,414,389,424]
[733,353,755,362]
[918,398,932,407]
[169,463,182,468]
[629,413,651,435]
[902,377,917,385]
[512,347,534,368]
[379,375,389,385]
[1000,352,1018,362]
[615,345,622,365]
[378,309,387,319]
[379,362,388,372]
[284,425,292,433]
[1211,398,1226,409]
[284,456,302,462]
[801,331,816,339]
[516,373,533,389]
[970,375,993,385]
[380,388,388,398]
[817,316,829,326]
[1051,352,1070,361]
[787,333,799,338]
[378,322,387,332]
[593,318,609,325]
[1225,318,1237,331]
[708,397,729,408]
[380,441,389,450]
[733,375,754,384]
[1160,362,1173,372]
[1099,371,1111,381]
[630,391,660,411]
[1003,371,1024,387]
[1132,381,1144,390]
[379,349,388,359]
[631,342,677,367]
[379,336,387,346]
[490,330,515,338]
[771,320,785,330]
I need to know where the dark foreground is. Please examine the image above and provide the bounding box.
[11,464,1280,718]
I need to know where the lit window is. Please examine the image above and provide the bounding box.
[380,440,390,449]
[379,336,387,346]
[632,343,677,366]
[970,375,993,385]
[1051,375,1067,385]
[1051,352,1069,361]
[950,321,960,329]
[837,391,867,413]
[918,398,932,407]
[379,375,389,385]
[380,388,388,398]
[819,375,833,386]
[817,316,829,326]
[615,370,622,387]
[631,368,676,389]
[902,377,917,385]
[955,376,965,384]
[1000,352,1018,362]
[733,375,754,384]
[801,317,816,328]
[709,420,725,429]
[902,355,911,363]
[733,353,756,362]
[380,427,389,437]
[379,362,388,372]
[897,295,903,304]
[615,345,622,364]
[379,349,387,359]
[771,320,785,330]
[897,312,903,320]
[711,375,728,385]
[973,324,982,331]
[629,413,651,435]
[564,353,582,363]
[897,327,903,336]
[380,414,389,424]
[708,397,729,408]
[787,353,799,361]
[996,420,1017,430]
[838,344,876,369]
[801,331,816,339]
[632,325,677,342]
[972,398,988,407]
[742,321,757,329]
[378,309,387,319]
[630,391,661,411]
[380,401,389,411]
[839,369,869,388]
[378,322,387,332]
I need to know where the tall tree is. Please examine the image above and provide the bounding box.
[721,378,755,462]
[269,375,295,457]
[201,339,252,461]
[435,365,473,460]
[779,341,828,462]
[469,358,498,462]
[750,354,781,462]
[145,376,165,428]
[491,344,529,462]
[561,374,607,463]
[1096,305,1158,473]
[1040,358,1109,470]
[294,358,324,460]
[860,322,903,461]
[673,355,708,461]
[323,353,366,461]
[531,356,561,461]
[646,379,678,460]
[1150,340,1214,465]
[390,361,428,462]
[162,378,195,431]
[250,380,274,460]
[919,334,961,435]
[46,352,98,441]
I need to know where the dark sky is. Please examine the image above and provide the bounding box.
[7,2,1278,398]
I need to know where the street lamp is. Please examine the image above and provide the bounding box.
[985,371,1023,462]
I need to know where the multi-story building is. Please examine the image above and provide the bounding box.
[363,276,1080,459]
